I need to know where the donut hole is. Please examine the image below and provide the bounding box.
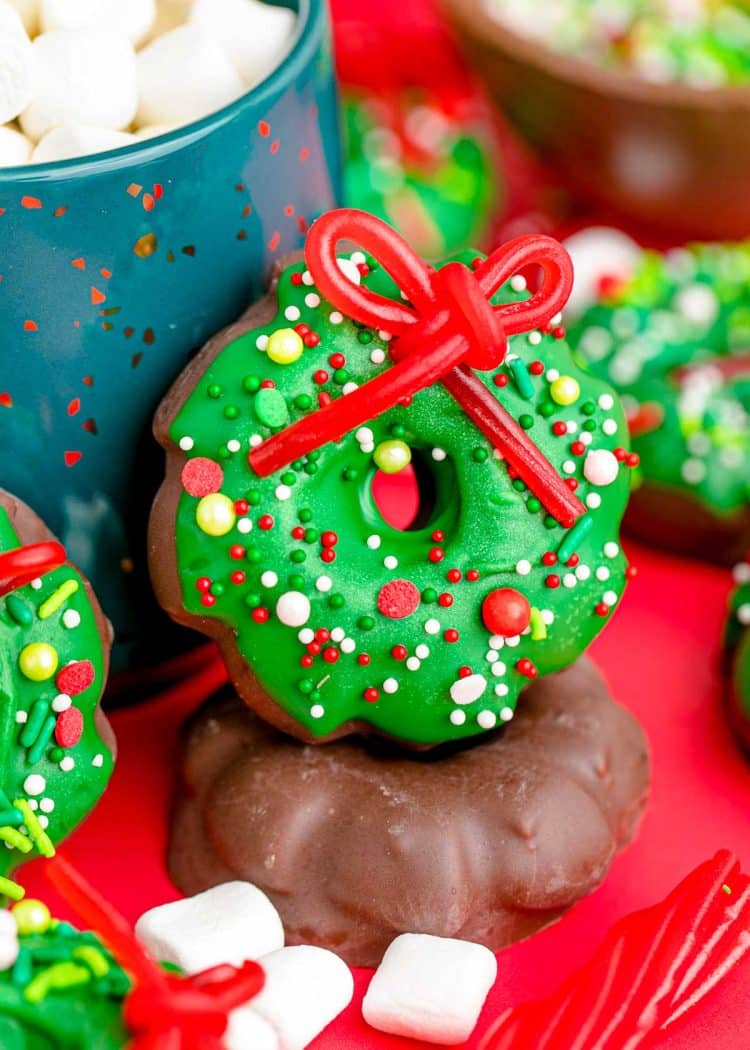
[371,453,437,531]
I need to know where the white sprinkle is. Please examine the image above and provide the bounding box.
[510,274,527,292]
[602,419,618,436]
[92,754,104,768]
[383,678,399,694]
[603,590,618,607]
[598,394,614,410]
[566,420,578,434]
[302,270,314,286]
[331,627,345,643]
[275,484,292,501]
[356,427,374,444]
[178,436,194,451]
[260,571,278,588]
[384,555,398,570]
[586,493,602,509]
[38,816,49,829]
[431,448,447,462]
[367,534,382,550]
[249,434,263,448]
[415,644,430,659]
[563,573,577,588]
[304,293,320,308]
[24,775,45,796]
[342,382,358,395]
[329,311,343,325]
[495,683,509,697]
[406,657,421,671]
[30,579,42,591]
[256,334,269,351]
[505,635,520,648]
[527,331,542,346]
[378,330,392,341]
[285,305,301,322]
[737,604,750,626]
[580,432,593,446]
[596,567,610,581]
[15,712,27,724]
[350,251,366,265]
[682,458,707,485]
[315,576,333,593]
[62,610,81,629]
[424,618,441,635]
[541,609,555,625]
[477,710,497,730]
[546,369,560,382]
[52,694,71,713]
[60,757,75,772]
[298,628,315,644]
[604,541,619,558]
[500,706,514,721]
[27,800,37,811]
[491,662,507,677]
[360,442,375,454]
[370,348,386,365]
[340,637,356,654]
[450,674,487,705]
[516,559,531,575]
[227,439,241,453]
[237,518,252,534]
[488,635,505,650]
[562,460,576,474]
[275,592,310,628]
[310,704,325,719]
[450,709,467,726]
[733,562,750,584]
[584,448,619,486]
[336,257,362,285]
[575,565,591,581]
[39,798,54,814]
[485,650,498,663]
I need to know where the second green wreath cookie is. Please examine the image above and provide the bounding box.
[150,210,634,747]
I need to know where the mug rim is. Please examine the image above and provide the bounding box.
[0,0,321,183]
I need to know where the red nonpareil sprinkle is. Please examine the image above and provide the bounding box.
[516,658,537,678]
[431,530,445,542]
[357,653,371,666]
[251,607,269,623]
[291,272,303,286]
[307,642,321,656]
[626,452,640,467]
[458,666,473,678]
[313,370,329,385]
[304,332,320,348]
[195,577,211,592]
[329,353,346,369]
[320,549,336,563]
[200,594,216,608]
[363,687,379,703]
[258,515,274,530]
[614,447,628,462]
[552,325,566,339]
[438,593,454,607]
[300,655,313,668]
[55,706,83,748]
[444,628,459,642]
[447,568,462,583]
[321,531,338,547]
[493,373,509,388]
[566,478,579,490]
[467,569,480,581]
[542,551,557,566]
[291,526,305,539]
[322,647,339,664]
[234,500,249,515]
[260,379,275,390]
[295,323,310,336]
[428,547,444,563]
[595,602,610,617]
[552,421,567,436]
[230,571,246,585]
[566,553,580,567]
[316,628,330,643]
[229,545,246,560]
[56,660,95,696]
[571,441,585,456]
[546,574,561,589]
[391,645,407,660]
[529,360,544,375]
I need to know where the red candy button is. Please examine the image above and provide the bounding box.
[55,706,83,748]
[482,587,531,636]
[56,659,95,696]
[377,579,421,620]
[180,458,224,498]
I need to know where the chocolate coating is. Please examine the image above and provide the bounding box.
[169,658,650,966]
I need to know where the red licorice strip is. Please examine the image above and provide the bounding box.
[249,209,585,527]
[480,851,750,1050]
[0,541,66,597]
[47,855,265,1050]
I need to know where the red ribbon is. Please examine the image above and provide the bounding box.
[249,209,585,528]
[0,541,66,598]
[47,855,265,1050]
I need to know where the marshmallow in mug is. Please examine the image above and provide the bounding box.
[0,1,34,124]
[40,0,157,47]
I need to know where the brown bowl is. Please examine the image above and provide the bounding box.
[440,0,750,239]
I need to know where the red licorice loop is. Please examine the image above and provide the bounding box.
[249,209,584,527]
[0,541,67,597]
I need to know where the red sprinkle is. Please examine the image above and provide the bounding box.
[200,594,216,608]
[391,645,407,660]
[316,628,330,643]
[229,545,246,560]
[258,515,274,530]
[234,500,249,515]
[466,569,480,582]
[364,687,379,703]
[529,361,545,375]
[55,660,95,697]
[328,353,345,369]
[438,593,454,608]
[313,370,329,385]
[595,602,610,617]
[546,574,561,589]
[493,373,509,388]
[542,552,557,566]
[444,629,459,643]
[428,547,444,563]
[320,548,336,564]
[300,655,313,668]
[571,441,585,456]
[458,666,473,678]
[321,531,338,547]
[431,530,444,542]
[307,642,321,656]
[566,554,580,567]
[195,577,211,592]
[552,421,567,437]
[377,579,421,620]
[322,647,339,664]
[230,571,246,585]
[357,653,371,666]
[55,707,83,749]
[180,457,223,498]
[447,569,462,583]
[291,526,305,540]
[252,607,269,623]
[516,658,538,678]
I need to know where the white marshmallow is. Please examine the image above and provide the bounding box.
[136,26,245,129]
[562,226,641,318]
[31,124,136,163]
[252,946,354,1050]
[134,123,176,141]
[6,0,38,35]
[145,0,192,43]
[190,0,295,86]
[225,1007,280,1050]
[135,882,284,976]
[41,0,156,47]
[20,30,137,141]
[0,124,32,166]
[362,933,497,1045]
[0,2,33,125]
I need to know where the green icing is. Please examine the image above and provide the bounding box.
[569,241,750,521]
[344,91,500,260]
[0,509,114,877]
[164,252,631,746]
[0,917,129,1048]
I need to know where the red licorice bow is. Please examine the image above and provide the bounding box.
[249,208,585,528]
[480,850,750,1050]
[47,855,265,1050]
[0,541,66,597]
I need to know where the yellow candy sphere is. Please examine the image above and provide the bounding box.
[550,375,580,406]
[12,899,51,935]
[266,327,304,365]
[18,642,58,682]
[196,493,236,537]
[373,439,412,475]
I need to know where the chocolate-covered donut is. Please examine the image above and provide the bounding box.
[169,658,650,966]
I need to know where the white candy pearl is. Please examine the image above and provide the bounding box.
[275,591,310,629]
[41,0,156,46]
[21,29,137,141]
[583,448,619,487]
[32,124,135,162]
[136,25,244,129]
[0,2,33,125]
[190,0,295,87]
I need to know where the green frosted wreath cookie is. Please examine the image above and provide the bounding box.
[566,231,750,564]
[151,211,633,747]
[0,491,114,885]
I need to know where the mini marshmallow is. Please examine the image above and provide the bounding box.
[0,2,34,125]
[20,29,137,141]
[134,123,176,141]
[134,882,284,976]
[0,124,32,166]
[252,946,354,1050]
[562,226,641,318]
[32,124,136,163]
[41,0,156,47]
[145,0,192,43]
[190,0,296,86]
[225,1007,279,1050]
[6,0,37,35]
[136,25,245,129]
[362,933,497,1045]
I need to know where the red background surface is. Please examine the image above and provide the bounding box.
[19,0,750,1046]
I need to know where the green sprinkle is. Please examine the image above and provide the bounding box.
[307,450,321,463]
[290,550,306,564]
[309,690,321,703]
[218,447,231,460]
[242,374,261,393]
[281,471,296,486]
[207,384,222,399]
[223,404,239,420]
[24,962,90,1004]
[544,515,558,529]
[421,587,438,603]
[472,447,489,463]
[294,394,312,411]
[539,402,556,419]
[0,875,25,902]
[357,330,373,344]
[48,747,64,763]
[72,946,110,978]
[390,424,406,439]
[6,595,33,626]
[304,463,318,476]
[304,528,318,543]
[0,809,23,827]
[529,607,547,640]
[20,698,50,748]
[0,826,33,853]
[581,401,596,416]
[246,547,261,564]
[519,414,534,430]
[244,593,261,609]
[12,948,32,987]
[288,574,304,589]
[329,593,345,609]
[298,509,313,523]
[509,357,535,399]
[27,715,56,766]
[333,369,349,385]
[583,419,597,432]
[247,490,262,506]
[527,498,541,514]
[512,478,526,492]
[210,583,224,597]
[298,679,314,694]
[557,513,593,562]
[14,800,55,858]
[343,467,359,481]
[254,388,289,428]
[357,615,375,630]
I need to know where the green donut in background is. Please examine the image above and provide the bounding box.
[565,231,750,565]
[343,88,501,260]
[152,243,633,748]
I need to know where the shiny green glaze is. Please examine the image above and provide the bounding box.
[166,253,631,745]
[0,510,113,876]
[0,920,129,1049]
[569,241,750,523]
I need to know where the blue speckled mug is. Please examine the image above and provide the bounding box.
[0,0,341,673]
